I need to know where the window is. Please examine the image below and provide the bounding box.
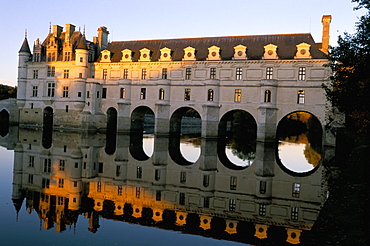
[156,191,161,201]
[43,159,51,173]
[80,57,83,63]
[47,52,56,62]
[120,88,126,98]
[140,88,146,100]
[184,88,191,101]
[155,169,161,181]
[118,185,123,195]
[59,160,65,171]
[203,175,210,187]
[264,90,271,102]
[74,162,78,168]
[259,204,266,216]
[47,83,55,97]
[298,67,306,80]
[207,89,214,101]
[185,68,191,80]
[203,197,210,208]
[28,174,33,184]
[29,156,35,167]
[179,193,185,205]
[42,178,50,189]
[123,69,128,79]
[291,207,299,220]
[63,70,69,79]
[230,176,237,190]
[210,67,216,79]
[34,53,40,62]
[136,187,141,198]
[292,183,301,198]
[98,162,103,173]
[260,181,267,194]
[159,88,165,100]
[58,178,64,188]
[64,51,71,61]
[229,199,236,211]
[97,91,99,98]
[162,68,168,79]
[63,86,69,97]
[103,69,107,80]
[180,171,186,183]
[297,90,305,104]
[33,70,38,79]
[73,181,78,187]
[79,73,82,78]
[116,165,121,177]
[47,66,55,77]
[32,86,38,97]
[236,67,243,80]
[102,88,107,98]
[141,68,147,79]
[136,166,142,179]
[234,89,241,102]
[78,92,82,97]
[266,67,273,79]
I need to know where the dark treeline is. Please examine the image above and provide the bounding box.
[0,84,17,100]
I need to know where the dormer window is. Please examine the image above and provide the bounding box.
[207,45,221,60]
[139,48,151,62]
[263,44,278,59]
[233,44,247,59]
[64,51,71,61]
[159,47,172,61]
[183,46,196,61]
[121,49,132,62]
[101,50,111,62]
[295,42,312,59]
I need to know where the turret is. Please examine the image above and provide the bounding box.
[17,35,32,107]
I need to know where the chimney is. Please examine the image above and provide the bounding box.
[65,24,76,40]
[53,25,63,37]
[97,26,109,50]
[321,15,332,54]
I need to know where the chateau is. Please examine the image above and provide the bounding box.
[16,16,334,143]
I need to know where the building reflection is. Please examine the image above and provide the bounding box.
[9,127,328,245]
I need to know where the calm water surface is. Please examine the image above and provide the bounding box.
[0,113,327,245]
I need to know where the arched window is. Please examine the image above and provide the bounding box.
[264,90,271,102]
[207,89,214,101]
[159,88,165,100]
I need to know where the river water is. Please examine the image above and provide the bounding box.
[0,113,328,245]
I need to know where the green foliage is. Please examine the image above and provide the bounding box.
[0,84,17,100]
[324,0,370,133]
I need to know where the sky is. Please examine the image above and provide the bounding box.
[0,0,367,87]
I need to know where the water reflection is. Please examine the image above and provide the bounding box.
[277,112,322,174]
[1,126,329,245]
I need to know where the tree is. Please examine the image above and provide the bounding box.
[324,0,370,133]
[0,84,17,100]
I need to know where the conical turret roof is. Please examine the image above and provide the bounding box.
[19,37,31,53]
[76,35,88,50]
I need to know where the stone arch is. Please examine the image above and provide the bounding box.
[218,109,257,170]
[169,107,201,165]
[42,107,53,149]
[130,106,155,161]
[276,110,323,176]
[105,107,118,155]
[0,109,10,137]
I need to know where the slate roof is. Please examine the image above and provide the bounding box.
[19,37,31,53]
[104,33,326,62]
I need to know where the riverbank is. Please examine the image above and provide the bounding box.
[302,130,369,245]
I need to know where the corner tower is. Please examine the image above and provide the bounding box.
[17,34,32,108]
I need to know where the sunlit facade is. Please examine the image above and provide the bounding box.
[15,15,339,146]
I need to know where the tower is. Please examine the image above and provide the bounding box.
[17,35,32,108]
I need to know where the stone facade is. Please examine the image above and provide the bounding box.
[16,16,337,145]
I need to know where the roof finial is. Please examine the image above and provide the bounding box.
[49,22,51,33]
[25,29,27,38]
[83,25,86,35]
